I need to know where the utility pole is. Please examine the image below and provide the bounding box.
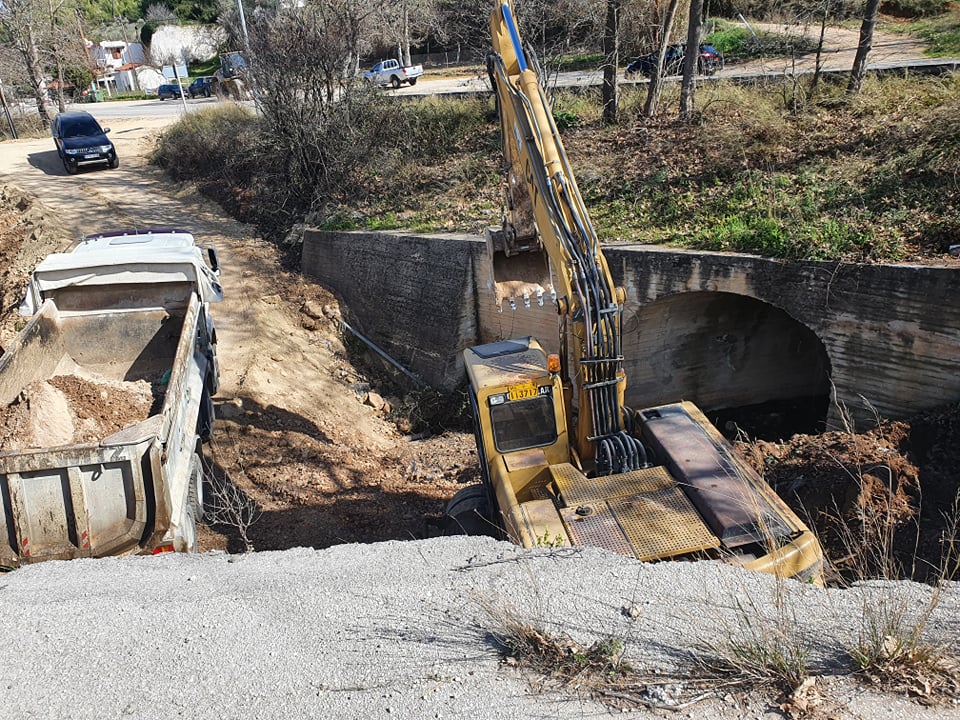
[237,0,250,55]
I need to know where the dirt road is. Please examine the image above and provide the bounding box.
[0,119,475,552]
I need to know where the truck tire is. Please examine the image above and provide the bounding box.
[444,484,495,536]
[188,452,205,521]
[63,158,77,175]
[390,75,401,89]
[408,77,417,86]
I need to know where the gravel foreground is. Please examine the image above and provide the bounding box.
[1,537,958,720]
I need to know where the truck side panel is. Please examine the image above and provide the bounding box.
[155,295,207,551]
[0,442,150,566]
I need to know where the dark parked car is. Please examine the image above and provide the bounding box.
[188,76,217,98]
[50,111,118,175]
[157,83,184,100]
[625,43,724,78]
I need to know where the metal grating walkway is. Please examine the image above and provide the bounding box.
[551,463,720,561]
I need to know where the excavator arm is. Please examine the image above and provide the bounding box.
[486,0,643,476]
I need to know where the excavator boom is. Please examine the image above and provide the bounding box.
[486,1,643,476]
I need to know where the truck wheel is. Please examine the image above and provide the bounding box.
[444,484,494,536]
[63,158,77,175]
[108,155,119,169]
[390,75,401,89]
[408,77,417,86]
[188,452,205,521]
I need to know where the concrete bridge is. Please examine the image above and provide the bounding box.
[303,230,959,434]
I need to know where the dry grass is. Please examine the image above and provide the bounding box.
[478,595,717,711]
[849,595,960,703]
[845,496,960,703]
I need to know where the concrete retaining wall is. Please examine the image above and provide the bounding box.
[303,230,960,427]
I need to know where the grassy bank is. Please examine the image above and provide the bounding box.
[153,72,960,263]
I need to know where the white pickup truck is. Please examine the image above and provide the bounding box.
[363,58,424,88]
[0,229,222,567]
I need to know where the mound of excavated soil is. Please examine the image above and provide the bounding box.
[736,415,960,583]
[0,184,72,340]
[0,374,155,452]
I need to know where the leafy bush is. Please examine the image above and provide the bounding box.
[151,104,263,219]
[401,96,491,158]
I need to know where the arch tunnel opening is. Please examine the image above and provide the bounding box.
[622,291,832,442]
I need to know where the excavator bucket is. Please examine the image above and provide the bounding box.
[485,225,553,309]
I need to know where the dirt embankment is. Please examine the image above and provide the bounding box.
[0,184,72,339]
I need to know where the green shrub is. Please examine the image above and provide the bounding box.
[902,8,960,55]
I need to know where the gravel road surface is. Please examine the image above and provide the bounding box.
[1,538,958,719]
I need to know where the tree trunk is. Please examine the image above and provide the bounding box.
[17,30,50,122]
[679,0,703,119]
[809,0,830,94]
[643,0,681,118]
[401,5,412,67]
[847,0,880,95]
[601,0,620,125]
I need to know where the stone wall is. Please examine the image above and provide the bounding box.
[302,230,960,426]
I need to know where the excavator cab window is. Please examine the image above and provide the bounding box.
[490,395,557,453]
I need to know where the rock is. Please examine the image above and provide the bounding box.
[216,398,243,420]
[363,391,386,411]
[302,301,325,320]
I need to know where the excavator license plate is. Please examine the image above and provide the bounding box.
[508,382,537,401]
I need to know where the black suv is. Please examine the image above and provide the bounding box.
[626,44,724,78]
[51,111,118,175]
[188,76,217,98]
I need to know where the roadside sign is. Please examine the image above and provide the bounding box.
[161,65,189,79]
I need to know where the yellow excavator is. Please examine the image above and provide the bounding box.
[446,0,823,583]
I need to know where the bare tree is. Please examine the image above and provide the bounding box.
[806,0,831,95]
[370,0,438,67]
[0,0,87,119]
[0,0,54,120]
[642,0,681,118]
[203,451,262,554]
[679,0,702,119]
[847,0,879,95]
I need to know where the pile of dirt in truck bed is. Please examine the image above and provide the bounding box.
[0,374,155,452]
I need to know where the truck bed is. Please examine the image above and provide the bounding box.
[0,299,202,567]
